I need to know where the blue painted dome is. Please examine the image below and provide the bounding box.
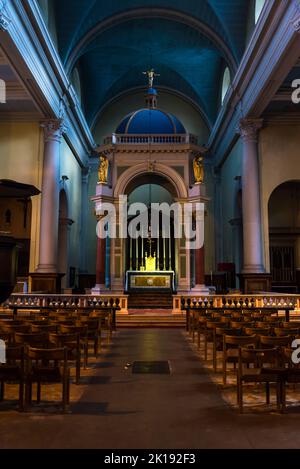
[116,108,186,135]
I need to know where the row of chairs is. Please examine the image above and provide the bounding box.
[188,309,300,412]
[0,311,116,412]
[0,345,70,413]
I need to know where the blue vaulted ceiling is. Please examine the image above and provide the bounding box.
[49,0,251,129]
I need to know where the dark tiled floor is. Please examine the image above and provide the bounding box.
[0,329,300,449]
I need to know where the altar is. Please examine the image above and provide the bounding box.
[125,270,176,293]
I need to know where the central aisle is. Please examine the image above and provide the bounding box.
[1,329,300,449]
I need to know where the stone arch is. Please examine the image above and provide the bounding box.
[113,162,188,200]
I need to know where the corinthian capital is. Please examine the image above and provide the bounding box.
[0,0,11,31]
[238,119,263,143]
[40,119,66,143]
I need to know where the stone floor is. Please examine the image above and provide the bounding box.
[1,329,300,449]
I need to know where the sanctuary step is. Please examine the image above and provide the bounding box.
[117,311,185,328]
[128,292,173,309]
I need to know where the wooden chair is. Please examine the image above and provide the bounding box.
[25,347,70,413]
[77,318,102,357]
[59,325,88,367]
[0,346,25,411]
[49,333,81,384]
[244,327,271,337]
[230,321,254,329]
[274,328,300,338]
[223,335,258,385]
[237,347,284,413]
[204,321,229,361]
[14,332,49,348]
[213,327,242,372]
[31,324,58,334]
[0,323,31,334]
[259,335,292,349]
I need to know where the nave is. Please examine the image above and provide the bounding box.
[1,328,300,450]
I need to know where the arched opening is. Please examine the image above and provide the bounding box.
[126,181,176,274]
[255,0,265,24]
[221,67,231,104]
[58,190,69,289]
[268,181,300,293]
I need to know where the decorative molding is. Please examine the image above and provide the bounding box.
[40,118,67,143]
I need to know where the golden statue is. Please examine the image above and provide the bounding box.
[143,69,160,88]
[98,155,109,184]
[193,155,204,184]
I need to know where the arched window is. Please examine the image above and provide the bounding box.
[5,209,11,225]
[255,0,265,24]
[71,67,82,106]
[221,67,231,104]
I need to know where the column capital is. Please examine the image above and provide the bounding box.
[238,119,263,143]
[40,119,66,143]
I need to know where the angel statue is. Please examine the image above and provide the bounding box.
[98,155,109,184]
[193,155,204,184]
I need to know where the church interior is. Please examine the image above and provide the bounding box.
[1,0,300,451]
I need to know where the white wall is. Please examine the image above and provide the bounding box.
[0,122,43,272]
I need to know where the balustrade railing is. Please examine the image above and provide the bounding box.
[173,294,300,313]
[2,293,129,313]
[103,133,198,145]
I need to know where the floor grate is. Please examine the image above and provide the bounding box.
[132,361,171,374]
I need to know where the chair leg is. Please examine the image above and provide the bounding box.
[76,356,81,385]
[37,382,41,404]
[197,330,201,350]
[19,380,24,412]
[204,334,208,361]
[266,382,270,405]
[238,380,243,414]
[0,381,4,401]
[213,344,217,372]
[223,357,227,385]
[279,381,286,413]
[94,338,99,358]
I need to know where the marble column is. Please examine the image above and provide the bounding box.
[31,119,65,293]
[96,236,106,287]
[36,119,64,273]
[195,246,205,286]
[239,119,264,273]
[238,119,271,293]
[79,168,90,274]
[92,215,108,294]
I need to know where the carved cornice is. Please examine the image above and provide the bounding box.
[0,1,11,31]
[40,119,67,143]
[238,119,263,143]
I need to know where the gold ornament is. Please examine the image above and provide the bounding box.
[98,155,109,184]
[193,155,204,184]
